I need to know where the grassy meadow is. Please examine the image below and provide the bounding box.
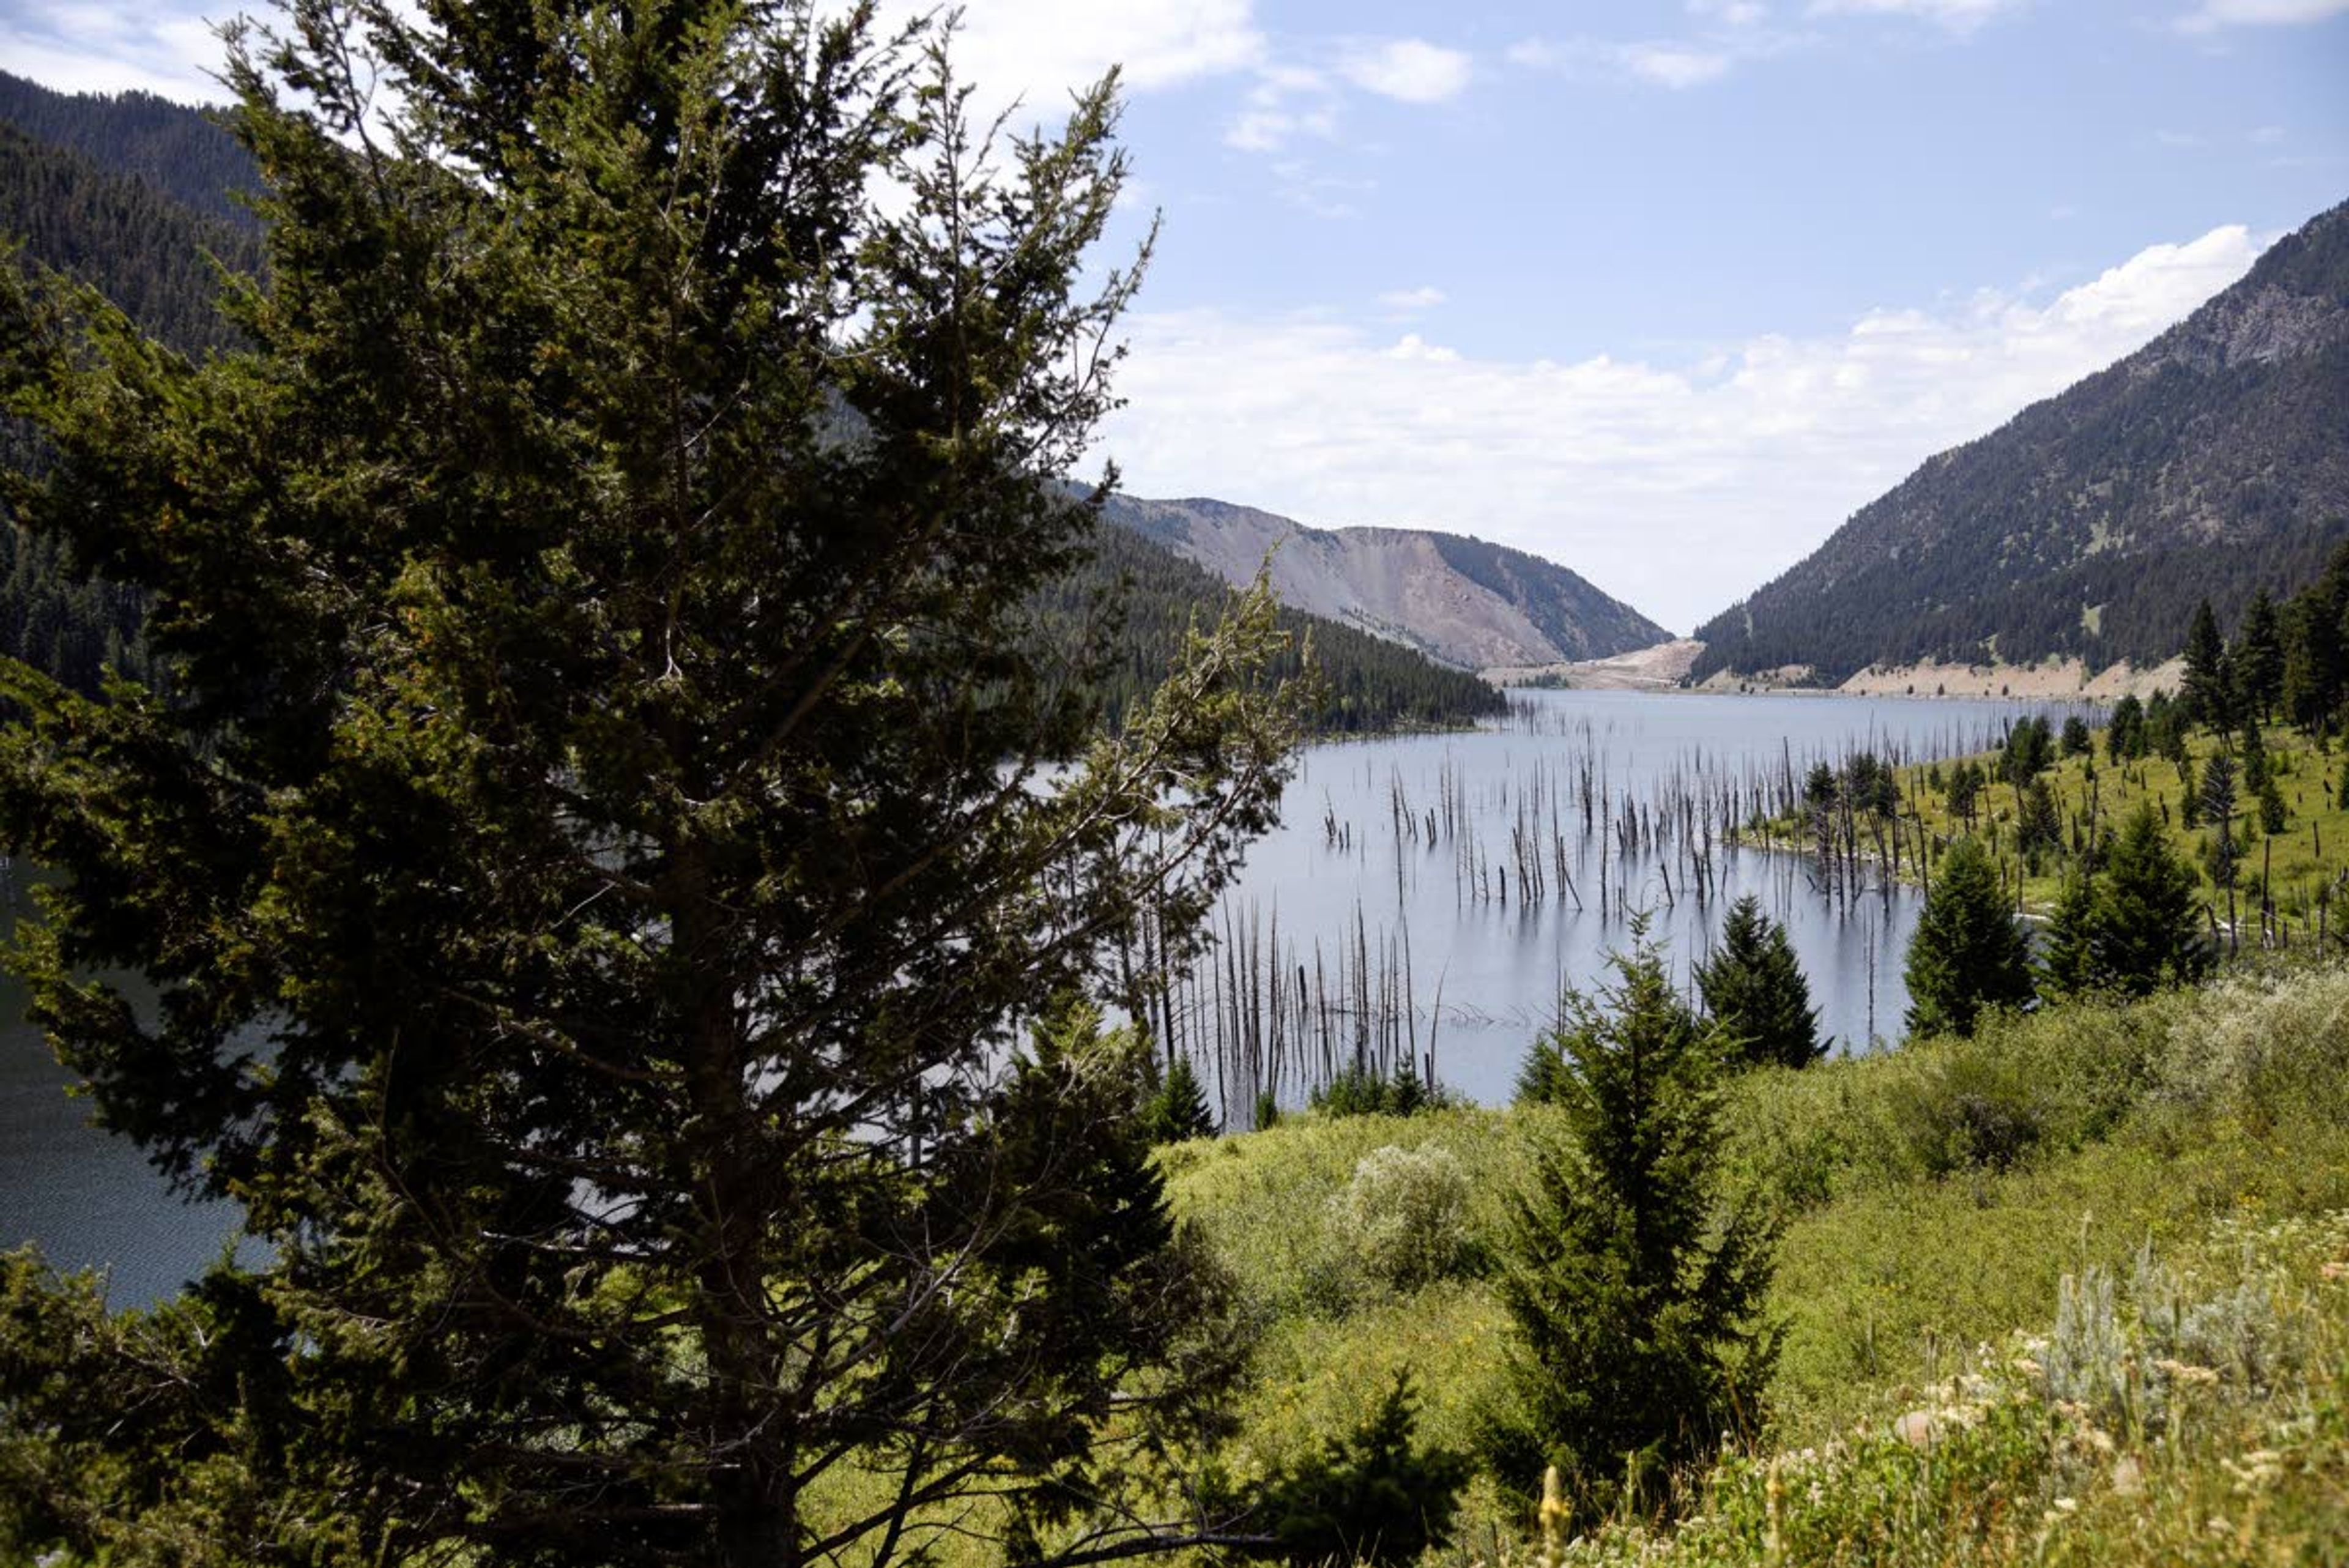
[1862,719,2347,931]
[1160,959,2349,1565]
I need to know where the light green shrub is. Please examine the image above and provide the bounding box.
[1330,1142,1476,1293]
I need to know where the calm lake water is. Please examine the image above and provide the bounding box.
[1,688,2091,1305]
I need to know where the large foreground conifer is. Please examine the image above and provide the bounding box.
[0,4,1323,1564]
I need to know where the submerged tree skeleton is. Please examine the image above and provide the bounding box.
[0,2,1311,1563]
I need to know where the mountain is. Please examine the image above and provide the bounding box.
[0,70,259,231]
[1,79,265,695]
[1103,494,1672,672]
[1690,198,2349,687]
[1031,521,1508,734]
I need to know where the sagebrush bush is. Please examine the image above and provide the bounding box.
[1332,1143,1477,1293]
[2157,966,2349,1132]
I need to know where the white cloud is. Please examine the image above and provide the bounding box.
[0,4,231,102]
[1806,0,2021,28]
[938,0,1263,104]
[1378,286,1447,312]
[2176,0,2349,31]
[1096,225,2264,633]
[1337,39,1474,103]
[1508,34,1750,88]
[1620,45,1736,87]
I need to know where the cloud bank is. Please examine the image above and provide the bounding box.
[1096,225,2266,633]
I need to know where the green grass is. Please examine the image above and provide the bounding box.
[1162,959,2349,1563]
[1815,721,2349,924]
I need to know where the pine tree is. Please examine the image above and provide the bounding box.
[0,8,1353,1565]
[1141,1054,1220,1144]
[2095,803,2212,994]
[1904,837,2035,1038]
[2106,694,2146,764]
[1483,921,1779,1520]
[2182,600,2232,731]
[2038,865,2101,998]
[2235,589,2284,725]
[2017,777,2065,863]
[1694,894,1824,1069]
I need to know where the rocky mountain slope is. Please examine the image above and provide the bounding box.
[1102,494,1670,671]
[1690,197,2349,686]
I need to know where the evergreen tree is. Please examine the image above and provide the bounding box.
[2106,694,2146,763]
[1695,896,1824,1071]
[1945,759,1982,828]
[2202,751,2242,893]
[0,8,1367,1565]
[1483,923,1779,1520]
[2182,600,2232,730]
[2038,865,2101,998]
[2240,719,2288,834]
[2235,589,2284,725]
[1905,838,2035,1038]
[1141,1055,1220,1144]
[2016,777,2065,863]
[2060,715,2092,758]
[2095,803,2212,994]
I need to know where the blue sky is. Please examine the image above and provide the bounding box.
[6,0,2346,631]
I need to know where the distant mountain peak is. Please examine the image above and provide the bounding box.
[1102,493,1669,671]
[1691,196,2349,686]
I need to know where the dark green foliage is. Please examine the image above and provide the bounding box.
[1688,198,2349,686]
[0,9,1311,1566]
[1845,751,1899,817]
[2235,589,2284,723]
[2106,694,2147,763]
[2002,715,2055,786]
[2016,778,2065,862]
[2280,544,2349,733]
[2038,867,2101,1000]
[2095,803,2213,995]
[1249,1375,1470,1568]
[1905,838,2035,1038]
[1142,1055,1220,1144]
[2182,601,2232,730]
[2202,751,2242,888]
[1803,760,1837,808]
[1945,759,1983,825]
[2060,715,2092,758]
[1031,519,1507,736]
[2149,689,2189,765]
[1483,923,1779,1517]
[1312,1062,1448,1118]
[1694,894,1824,1069]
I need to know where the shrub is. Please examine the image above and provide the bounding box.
[1331,1143,1477,1293]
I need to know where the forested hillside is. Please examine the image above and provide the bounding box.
[1691,198,2349,685]
[0,71,258,229]
[1,86,263,694]
[1033,517,1507,733]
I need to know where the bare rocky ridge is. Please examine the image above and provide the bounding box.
[1100,493,1670,671]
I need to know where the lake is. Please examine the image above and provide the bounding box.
[0,687,2091,1305]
